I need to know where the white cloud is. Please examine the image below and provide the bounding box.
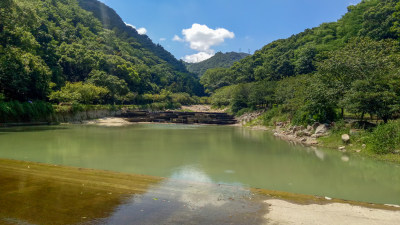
[159,38,166,42]
[181,23,235,53]
[173,35,184,42]
[174,23,235,63]
[137,27,147,35]
[183,52,214,63]
[124,22,147,35]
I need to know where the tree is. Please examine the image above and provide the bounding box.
[200,68,233,94]
[87,70,129,103]
[317,37,400,118]
[49,82,109,104]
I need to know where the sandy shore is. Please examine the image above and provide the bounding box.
[84,117,132,126]
[264,199,400,225]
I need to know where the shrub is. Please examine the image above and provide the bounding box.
[369,121,400,154]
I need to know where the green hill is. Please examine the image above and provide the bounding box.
[186,52,249,77]
[205,0,400,126]
[204,0,398,86]
[0,0,203,104]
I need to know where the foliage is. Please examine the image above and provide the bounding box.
[0,0,203,106]
[200,68,233,94]
[186,52,249,77]
[369,120,400,154]
[86,70,130,103]
[49,82,109,104]
[0,101,53,123]
[317,37,400,122]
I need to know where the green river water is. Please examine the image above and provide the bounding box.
[0,123,399,205]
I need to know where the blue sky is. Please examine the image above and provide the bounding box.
[99,0,361,62]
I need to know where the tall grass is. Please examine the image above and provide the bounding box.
[0,101,53,123]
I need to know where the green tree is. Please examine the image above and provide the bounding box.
[49,82,109,104]
[87,70,129,103]
[317,37,400,118]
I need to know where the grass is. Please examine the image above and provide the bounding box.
[317,124,400,164]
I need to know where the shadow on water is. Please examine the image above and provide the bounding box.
[0,126,68,134]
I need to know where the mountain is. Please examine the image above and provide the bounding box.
[204,0,400,124]
[185,52,250,77]
[220,0,399,84]
[77,0,187,73]
[0,0,203,103]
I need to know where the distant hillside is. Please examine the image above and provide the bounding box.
[186,52,250,77]
[78,0,188,73]
[0,0,203,103]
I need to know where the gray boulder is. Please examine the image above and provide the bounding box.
[341,134,350,144]
[315,124,329,135]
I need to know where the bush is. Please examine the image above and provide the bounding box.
[369,121,400,154]
[261,106,289,126]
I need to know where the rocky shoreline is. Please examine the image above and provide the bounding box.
[272,122,330,146]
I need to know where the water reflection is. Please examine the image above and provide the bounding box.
[0,124,399,205]
[100,166,266,225]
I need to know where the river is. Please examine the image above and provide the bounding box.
[0,123,399,205]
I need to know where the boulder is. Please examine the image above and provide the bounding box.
[307,125,313,132]
[338,146,346,151]
[341,134,350,144]
[312,122,320,130]
[315,124,329,135]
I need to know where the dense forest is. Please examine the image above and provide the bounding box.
[185,52,249,77]
[0,0,203,107]
[206,0,400,122]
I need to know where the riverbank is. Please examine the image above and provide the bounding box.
[234,110,400,164]
[0,158,399,225]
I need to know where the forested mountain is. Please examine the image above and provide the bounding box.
[185,52,249,77]
[209,0,399,85]
[0,0,203,104]
[207,0,400,125]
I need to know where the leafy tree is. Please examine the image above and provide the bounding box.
[200,68,233,94]
[317,37,400,119]
[49,82,109,104]
[86,70,129,103]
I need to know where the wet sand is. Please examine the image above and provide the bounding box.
[0,158,399,224]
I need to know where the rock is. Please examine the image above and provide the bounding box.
[295,131,306,137]
[307,125,313,132]
[341,134,350,144]
[304,131,312,137]
[307,139,318,145]
[362,144,366,149]
[276,122,283,127]
[338,146,346,151]
[356,150,361,153]
[315,124,329,135]
[394,150,400,154]
[341,156,350,162]
[312,122,320,130]
[301,138,307,142]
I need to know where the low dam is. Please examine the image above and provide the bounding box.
[119,111,237,125]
